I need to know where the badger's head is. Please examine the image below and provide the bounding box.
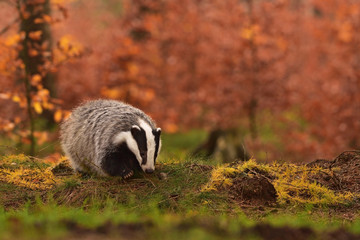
[113,119,161,174]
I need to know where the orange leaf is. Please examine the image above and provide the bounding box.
[28,31,42,40]
[43,102,54,110]
[31,74,42,85]
[33,102,43,114]
[54,110,62,123]
[34,18,44,24]
[28,49,39,57]
[12,95,21,103]
[43,14,52,23]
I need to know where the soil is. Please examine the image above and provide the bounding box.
[3,151,360,239]
[228,151,360,207]
[307,151,360,193]
[47,151,360,239]
[229,174,277,206]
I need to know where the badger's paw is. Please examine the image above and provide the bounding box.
[121,169,134,179]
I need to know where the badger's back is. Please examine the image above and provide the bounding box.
[60,99,157,176]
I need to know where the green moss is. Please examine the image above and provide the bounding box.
[203,159,358,206]
[0,154,50,170]
[0,146,359,239]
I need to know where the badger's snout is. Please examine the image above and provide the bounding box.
[145,169,154,174]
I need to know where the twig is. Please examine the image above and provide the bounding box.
[37,141,59,153]
[142,174,156,187]
[0,17,19,36]
[247,168,273,183]
[0,0,16,6]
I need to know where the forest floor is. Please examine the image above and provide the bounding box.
[1,150,360,239]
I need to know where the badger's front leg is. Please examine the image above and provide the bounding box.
[102,157,134,179]
[121,167,134,179]
[102,149,133,178]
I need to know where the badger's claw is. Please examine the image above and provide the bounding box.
[122,170,134,179]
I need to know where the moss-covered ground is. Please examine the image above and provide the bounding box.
[0,131,360,239]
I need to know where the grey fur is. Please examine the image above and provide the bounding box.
[60,99,160,176]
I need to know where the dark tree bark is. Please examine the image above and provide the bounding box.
[17,0,54,155]
[193,128,250,163]
[19,0,54,92]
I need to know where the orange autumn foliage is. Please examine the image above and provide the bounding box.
[0,0,359,161]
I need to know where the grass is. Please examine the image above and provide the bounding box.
[0,197,359,240]
[0,201,243,240]
[159,129,207,161]
[0,153,237,239]
[0,132,360,239]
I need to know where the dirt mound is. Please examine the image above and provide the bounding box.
[230,174,277,206]
[307,151,360,193]
[205,152,360,206]
[229,151,360,206]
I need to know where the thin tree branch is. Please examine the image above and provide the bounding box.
[0,0,16,6]
[0,17,19,36]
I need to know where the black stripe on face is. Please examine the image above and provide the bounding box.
[153,128,161,163]
[131,126,147,165]
[102,143,141,177]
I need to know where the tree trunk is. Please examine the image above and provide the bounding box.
[249,97,258,140]
[193,128,250,163]
[18,0,54,155]
[19,0,53,92]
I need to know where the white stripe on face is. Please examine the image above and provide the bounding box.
[113,131,142,166]
[139,119,156,172]
[158,137,162,157]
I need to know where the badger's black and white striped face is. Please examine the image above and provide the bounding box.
[113,119,161,173]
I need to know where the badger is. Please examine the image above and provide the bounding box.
[60,99,161,179]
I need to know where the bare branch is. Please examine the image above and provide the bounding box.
[0,17,19,36]
[0,0,16,7]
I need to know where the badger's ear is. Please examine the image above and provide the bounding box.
[153,128,161,137]
[131,125,141,137]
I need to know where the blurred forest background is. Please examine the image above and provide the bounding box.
[0,0,359,163]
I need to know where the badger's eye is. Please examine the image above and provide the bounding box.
[140,152,146,158]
